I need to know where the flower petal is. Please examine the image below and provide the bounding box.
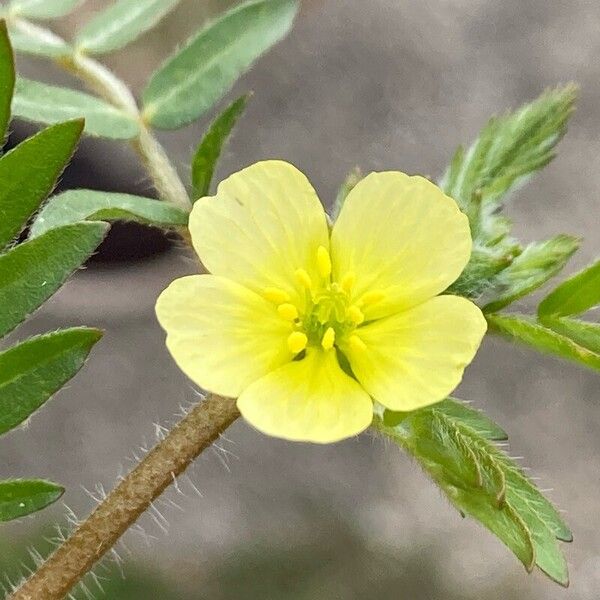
[189,160,329,307]
[331,172,472,319]
[340,295,487,411]
[155,275,292,397]
[237,348,373,443]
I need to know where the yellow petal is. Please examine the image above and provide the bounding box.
[189,160,329,308]
[155,275,292,398]
[237,348,373,443]
[340,295,487,412]
[331,172,472,319]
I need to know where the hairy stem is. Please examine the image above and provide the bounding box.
[11,395,240,600]
[11,16,192,212]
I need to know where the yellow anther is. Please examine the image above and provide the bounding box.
[347,305,364,325]
[264,287,290,304]
[359,290,384,307]
[295,268,313,289]
[277,303,298,321]
[348,334,367,352]
[287,331,308,354]
[340,272,356,293]
[316,245,332,279]
[321,327,336,350]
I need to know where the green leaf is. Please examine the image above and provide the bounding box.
[483,235,579,313]
[0,119,83,249]
[374,403,571,586]
[381,399,508,442]
[447,246,513,299]
[75,0,181,55]
[431,398,508,441]
[450,488,536,573]
[0,479,63,521]
[0,222,108,338]
[0,328,102,435]
[13,78,140,139]
[142,0,298,129]
[9,0,80,19]
[538,259,600,318]
[440,86,577,267]
[495,456,571,585]
[30,189,189,237]
[542,317,600,355]
[486,313,600,372]
[0,21,15,145]
[495,454,572,543]
[440,85,577,218]
[191,94,249,200]
[7,19,71,57]
[376,410,534,572]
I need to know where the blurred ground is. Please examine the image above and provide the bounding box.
[2,0,600,598]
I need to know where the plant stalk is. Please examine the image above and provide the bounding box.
[11,17,192,213]
[10,395,240,600]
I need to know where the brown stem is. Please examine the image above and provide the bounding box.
[10,395,240,600]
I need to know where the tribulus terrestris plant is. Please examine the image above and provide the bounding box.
[0,1,597,598]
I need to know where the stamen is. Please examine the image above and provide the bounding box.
[321,327,335,350]
[277,303,298,321]
[348,334,367,352]
[347,305,364,325]
[340,272,356,293]
[295,268,313,289]
[316,245,332,279]
[358,290,384,307]
[264,287,290,304]
[287,331,308,354]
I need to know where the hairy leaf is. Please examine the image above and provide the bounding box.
[7,19,71,57]
[542,317,600,355]
[0,328,102,435]
[0,119,83,249]
[13,78,139,139]
[377,410,533,572]
[538,259,600,318]
[0,22,15,145]
[76,0,182,55]
[0,479,63,521]
[447,246,513,299]
[483,235,579,312]
[191,94,249,200]
[9,0,80,19]
[142,0,298,129]
[495,454,572,543]
[486,313,600,372]
[440,85,576,217]
[431,398,508,441]
[0,222,108,338]
[30,189,188,237]
[375,402,571,585]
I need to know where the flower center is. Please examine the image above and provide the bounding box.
[263,246,382,356]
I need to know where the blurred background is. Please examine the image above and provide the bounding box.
[2,0,600,598]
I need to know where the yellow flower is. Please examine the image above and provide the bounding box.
[156,161,487,443]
